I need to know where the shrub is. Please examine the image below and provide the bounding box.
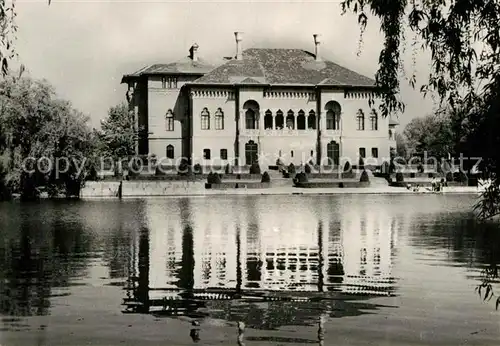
[261,171,271,183]
[396,172,404,182]
[458,170,468,183]
[128,158,141,177]
[225,163,232,174]
[304,164,312,174]
[389,160,396,173]
[294,172,308,183]
[249,162,261,174]
[177,158,190,176]
[360,170,370,182]
[207,172,221,184]
[446,172,453,182]
[193,163,202,175]
[381,161,390,174]
[358,157,365,169]
[86,165,98,181]
[343,161,352,172]
[288,163,296,174]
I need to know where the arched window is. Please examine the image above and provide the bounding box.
[245,140,258,165]
[166,144,174,159]
[264,110,273,129]
[286,110,295,129]
[297,110,306,130]
[245,109,257,129]
[201,108,210,130]
[325,101,341,130]
[165,109,174,131]
[275,110,284,129]
[370,109,378,131]
[215,108,224,130]
[308,110,316,130]
[357,109,365,130]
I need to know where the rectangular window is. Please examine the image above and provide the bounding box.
[371,147,378,158]
[359,148,366,158]
[203,149,211,160]
[310,150,314,157]
[220,149,228,160]
[291,150,294,158]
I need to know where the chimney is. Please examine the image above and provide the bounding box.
[313,34,321,61]
[189,43,199,62]
[234,32,243,60]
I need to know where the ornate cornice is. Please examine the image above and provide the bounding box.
[191,89,235,99]
[344,90,380,99]
[263,91,316,100]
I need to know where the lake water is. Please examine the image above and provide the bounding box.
[0,194,500,345]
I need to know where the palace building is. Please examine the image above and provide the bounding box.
[121,33,398,167]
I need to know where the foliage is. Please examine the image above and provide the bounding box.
[177,158,191,176]
[403,115,455,159]
[358,157,365,169]
[0,76,96,199]
[261,171,270,183]
[476,265,500,311]
[193,163,202,175]
[207,172,221,184]
[304,163,312,174]
[294,172,308,184]
[395,132,408,159]
[343,161,351,172]
[288,163,296,175]
[249,162,261,175]
[360,170,370,182]
[381,161,390,174]
[98,102,135,160]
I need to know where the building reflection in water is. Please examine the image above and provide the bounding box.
[123,197,398,328]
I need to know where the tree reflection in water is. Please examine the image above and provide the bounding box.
[0,201,93,330]
[407,211,500,309]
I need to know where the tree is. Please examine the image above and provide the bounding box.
[0,75,95,199]
[403,114,454,160]
[341,0,500,213]
[341,0,500,309]
[98,103,135,160]
[395,132,408,159]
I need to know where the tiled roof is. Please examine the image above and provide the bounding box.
[121,56,215,82]
[192,48,375,87]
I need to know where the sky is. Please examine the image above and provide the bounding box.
[15,0,437,129]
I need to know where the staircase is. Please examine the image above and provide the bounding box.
[268,169,292,187]
[366,170,390,187]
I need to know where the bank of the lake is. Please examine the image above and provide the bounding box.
[80,180,480,198]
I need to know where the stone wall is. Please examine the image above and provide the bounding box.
[80,181,121,198]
